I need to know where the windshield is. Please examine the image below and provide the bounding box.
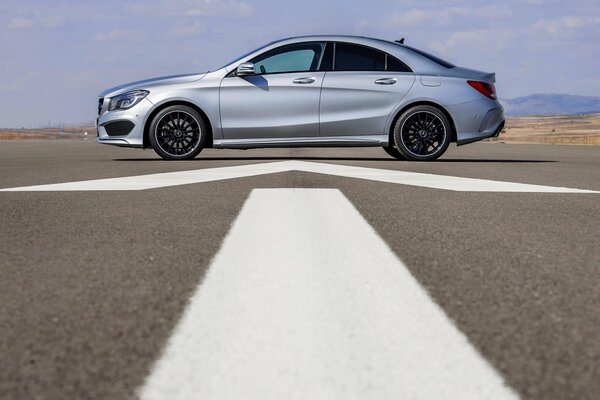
[219,40,280,69]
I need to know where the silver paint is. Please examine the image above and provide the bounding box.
[97,35,504,153]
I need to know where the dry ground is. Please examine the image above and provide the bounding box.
[0,126,95,141]
[2,113,600,145]
[490,113,600,145]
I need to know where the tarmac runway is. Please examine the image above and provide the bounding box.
[0,141,599,399]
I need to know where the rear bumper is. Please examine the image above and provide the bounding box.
[456,116,505,145]
[448,98,505,145]
[492,120,505,138]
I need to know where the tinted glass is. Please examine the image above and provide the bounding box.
[386,55,412,72]
[220,41,276,69]
[251,43,324,74]
[335,43,385,71]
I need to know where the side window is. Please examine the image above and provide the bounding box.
[335,43,386,71]
[386,55,412,72]
[251,43,324,74]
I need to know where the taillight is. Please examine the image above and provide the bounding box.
[467,80,496,100]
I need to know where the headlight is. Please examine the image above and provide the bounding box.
[108,90,149,111]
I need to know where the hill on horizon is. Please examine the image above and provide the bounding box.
[500,93,600,116]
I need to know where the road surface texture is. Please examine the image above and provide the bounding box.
[0,141,599,400]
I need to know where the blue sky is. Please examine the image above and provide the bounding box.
[0,0,598,127]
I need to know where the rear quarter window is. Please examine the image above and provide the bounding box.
[386,55,412,72]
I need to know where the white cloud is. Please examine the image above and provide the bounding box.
[7,17,33,29]
[473,5,513,18]
[353,19,368,33]
[563,16,600,28]
[387,5,511,27]
[388,9,428,26]
[6,15,63,29]
[94,30,125,42]
[431,29,515,56]
[130,0,253,18]
[42,15,64,28]
[173,21,205,36]
[533,16,600,35]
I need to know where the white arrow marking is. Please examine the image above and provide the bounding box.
[138,189,518,400]
[1,160,597,193]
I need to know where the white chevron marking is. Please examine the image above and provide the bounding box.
[1,161,597,193]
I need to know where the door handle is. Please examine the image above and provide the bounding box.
[375,78,397,85]
[293,77,316,84]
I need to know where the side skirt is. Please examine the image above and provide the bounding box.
[213,135,389,149]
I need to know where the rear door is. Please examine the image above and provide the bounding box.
[319,42,415,137]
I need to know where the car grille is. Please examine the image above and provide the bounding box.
[98,97,104,116]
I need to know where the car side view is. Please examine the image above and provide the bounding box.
[97,35,505,161]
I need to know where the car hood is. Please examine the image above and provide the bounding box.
[99,72,207,98]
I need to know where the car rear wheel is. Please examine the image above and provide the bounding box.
[392,105,451,161]
[382,145,406,160]
[149,105,206,160]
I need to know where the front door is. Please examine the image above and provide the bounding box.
[220,42,326,140]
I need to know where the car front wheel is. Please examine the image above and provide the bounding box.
[392,105,451,161]
[149,105,206,160]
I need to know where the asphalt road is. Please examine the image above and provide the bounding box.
[0,141,599,399]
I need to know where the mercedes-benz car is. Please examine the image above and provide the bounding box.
[97,35,504,161]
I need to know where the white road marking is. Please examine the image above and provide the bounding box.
[0,162,291,191]
[138,189,519,400]
[1,160,597,193]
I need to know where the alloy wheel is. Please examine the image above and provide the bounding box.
[400,111,447,157]
[155,111,202,157]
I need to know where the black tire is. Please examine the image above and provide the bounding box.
[392,105,451,161]
[382,145,406,160]
[149,105,206,160]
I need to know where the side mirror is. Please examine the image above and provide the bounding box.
[236,62,255,77]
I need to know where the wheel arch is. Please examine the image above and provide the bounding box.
[388,100,457,144]
[143,100,214,149]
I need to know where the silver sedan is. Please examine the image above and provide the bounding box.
[97,35,504,161]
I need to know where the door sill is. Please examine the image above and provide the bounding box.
[213,135,388,149]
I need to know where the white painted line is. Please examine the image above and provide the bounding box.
[1,160,597,193]
[0,162,292,191]
[292,161,598,193]
[138,189,519,400]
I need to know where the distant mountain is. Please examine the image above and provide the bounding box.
[499,94,600,116]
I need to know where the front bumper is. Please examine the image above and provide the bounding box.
[96,97,154,147]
